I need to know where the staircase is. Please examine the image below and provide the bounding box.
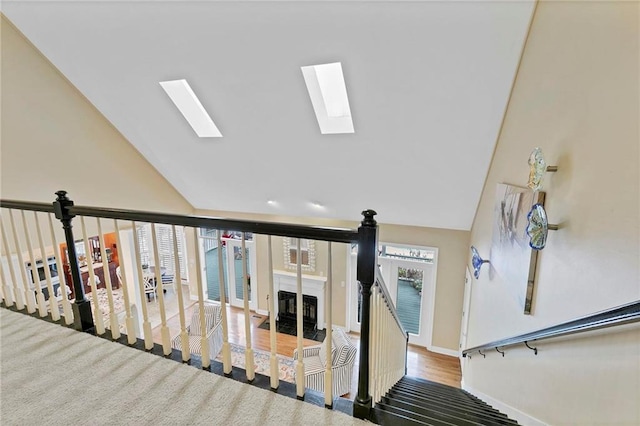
[373,376,519,426]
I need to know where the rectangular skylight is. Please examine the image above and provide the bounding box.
[301,62,354,134]
[159,79,222,137]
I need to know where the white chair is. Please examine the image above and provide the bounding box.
[160,272,176,294]
[143,275,157,302]
[293,327,358,397]
[171,303,223,361]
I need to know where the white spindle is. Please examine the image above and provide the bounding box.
[97,219,119,339]
[80,217,105,334]
[113,220,135,344]
[1,215,24,310]
[370,288,379,402]
[295,238,305,397]
[132,221,154,350]
[48,214,73,324]
[9,210,35,312]
[241,233,255,381]
[192,227,210,369]
[0,260,13,307]
[22,210,47,317]
[33,212,59,321]
[150,223,171,355]
[217,231,232,374]
[324,241,333,407]
[267,235,279,389]
[172,225,189,361]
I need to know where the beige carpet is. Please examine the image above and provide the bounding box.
[0,308,368,426]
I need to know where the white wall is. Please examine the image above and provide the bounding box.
[465,2,639,425]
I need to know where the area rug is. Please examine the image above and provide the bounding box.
[215,342,296,384]
[258,318,326,343]
[84,287,126,332]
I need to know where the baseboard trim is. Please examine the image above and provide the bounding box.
[428,345,459,357]
[462,384,548,426]
[256,309,269,316]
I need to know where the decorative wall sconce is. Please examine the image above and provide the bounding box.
[470,246,490,279]
[528,147,558,191]
[526,203,558,250]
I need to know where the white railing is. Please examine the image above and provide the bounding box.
[368,270,408,404]
[1,196,362,413]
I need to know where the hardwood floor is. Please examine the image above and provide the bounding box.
[150,297,462,399]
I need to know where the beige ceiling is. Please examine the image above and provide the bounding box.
[2,0,535,230]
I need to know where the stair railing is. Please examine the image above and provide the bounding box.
[462,299,640,358]
[1,192,380,413]
[369,268,409,405]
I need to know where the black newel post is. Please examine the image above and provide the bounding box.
[53,191,94,333]
[353,209,378,420]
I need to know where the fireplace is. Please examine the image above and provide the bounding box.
[273,270,326,330]
[278,291,318,330]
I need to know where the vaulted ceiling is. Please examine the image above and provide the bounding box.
[2,0,535,230]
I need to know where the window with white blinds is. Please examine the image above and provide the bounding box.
[136,224,187,278]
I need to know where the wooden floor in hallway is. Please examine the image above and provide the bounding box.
[151,296,462,399]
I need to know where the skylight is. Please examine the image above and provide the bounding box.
[301,62,354,134]
[159,79,222,138]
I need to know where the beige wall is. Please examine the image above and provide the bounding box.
[464,2,639,425]
[0,16,192,215]
[196,208,469,350]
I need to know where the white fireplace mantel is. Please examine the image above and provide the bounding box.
[273,270,326,330]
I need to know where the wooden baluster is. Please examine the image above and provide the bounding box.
[382,304,389,398]
[172,225,189,361]
[113,220,135,344]
[33,212,59,321]
[48,213,73,324]
[0,262,6,306]
[295,238,305,398]
[9,209,34,312]
[267,235,279,389]
[150,223,171,355]
[192,227,210,369]
[0,216,20,309]
[324,241,333,407]
[22,210,47,317]
[80,217,104,334]
[97,219,119,339]
[241,233,255,381]
[132,221,153,350]
[369,288,378,402]
[217,230,232,374]
[0,260,12,307]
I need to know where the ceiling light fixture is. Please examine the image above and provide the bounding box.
[309,201,325,209]
[159,79,222,137]
[301,62,354,134]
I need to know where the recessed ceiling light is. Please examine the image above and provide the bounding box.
[267,200,277,206]
[309,201,325,209]
[159,79,222,137]
[301,62,354,135]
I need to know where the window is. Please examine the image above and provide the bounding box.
[136,224,187,278]
[283,237,315,272]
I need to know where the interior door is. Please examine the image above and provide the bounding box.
[225,238,257,310]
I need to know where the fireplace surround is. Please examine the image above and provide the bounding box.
[273,270,326,330]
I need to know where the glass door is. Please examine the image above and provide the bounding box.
[225,237,257,310]
[349,243,437,347]
[202,229,228,303]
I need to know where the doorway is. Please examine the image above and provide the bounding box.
[203,230,257,311]
[348,243,437,348]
